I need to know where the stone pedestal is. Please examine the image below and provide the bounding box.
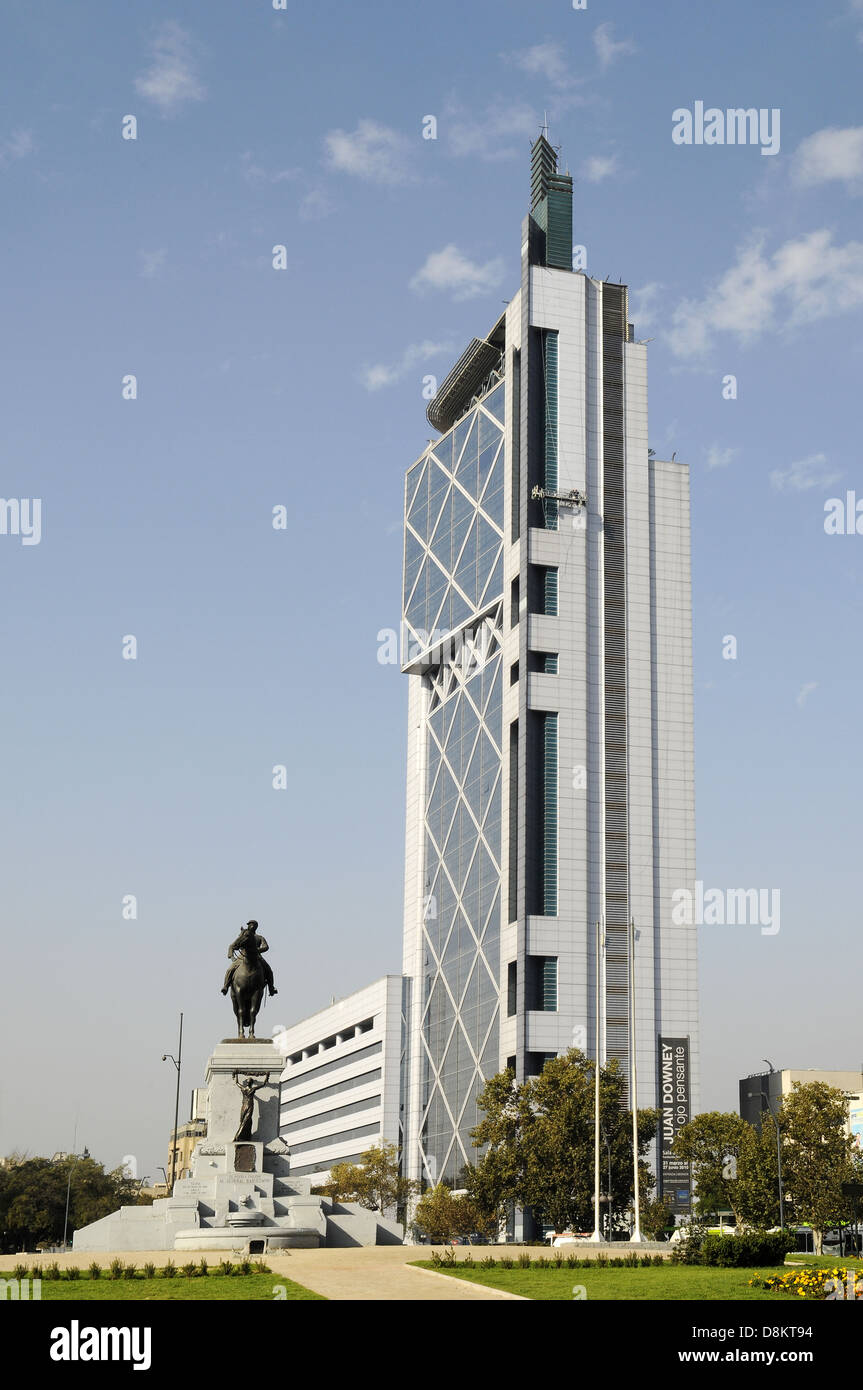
[206,1040,281,1143]
[73,1033,400,1252]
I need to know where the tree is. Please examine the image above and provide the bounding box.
[414,1184,478,1244]
[0,1154,142,1251]
[470,1050,658,1234]
[640,1195,674,1240]
[460,1161,507,1241]
[781,1082,858,1255]
[312,1144,419,1225]
[734,1120,781,1231]
[312,1161,363,1205]
[672,1112,748,1225]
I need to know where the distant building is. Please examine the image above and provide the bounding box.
[274,976,403,1180]
[168,1089,207,1183]
[740,1067,863,1130]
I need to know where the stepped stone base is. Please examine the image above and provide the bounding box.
[73,1039,403,1252]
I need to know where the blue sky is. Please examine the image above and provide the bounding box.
[2,0,862,1181]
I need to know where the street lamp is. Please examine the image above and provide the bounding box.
[162,1012,184,1193]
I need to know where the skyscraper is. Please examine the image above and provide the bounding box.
[400,135,698,1210]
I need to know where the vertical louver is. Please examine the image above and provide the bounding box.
[602,283,630,1103]
[542,330,559,529]
[542,712,558,916]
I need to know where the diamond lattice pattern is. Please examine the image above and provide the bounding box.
[404,385,505,656]
[418,613,503,1185]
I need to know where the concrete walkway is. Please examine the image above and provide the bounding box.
[0,1245,524,1301]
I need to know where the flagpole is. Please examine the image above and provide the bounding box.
[629,916,645,1242]
[590,919,605,1241]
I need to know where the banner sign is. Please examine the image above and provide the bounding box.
[658,1036,691,1215]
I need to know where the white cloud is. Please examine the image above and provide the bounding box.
[360,340,454,392]
[506,41,572,88]
[593,22,636,70]
[667,230,863,357]
[134,22,205,116]
[139,248,167,279]
[324,119,415,185]
[796,681,817,709]
[299,188,335,221]
[629,282,662,330]
[792,126,863,191]
[0,129,35,167]
[706,444,739,471]
[240,152,300,185]
[409,244,506,300]
[445,99,540,161]
[582,153,618,182]
[769,452,841,492]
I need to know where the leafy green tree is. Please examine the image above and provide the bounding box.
[734,1119,781,1231]
[781,1082,858,1254]
[414,1184,478,1243]
[640,1195,674,1240]
[470,1050,658,1234]
[312,1143,419,1224]
[0,1154,142,1251]
[312,1161,363,1204]
[672,1112,748,1225]
[460,1160,507,1241]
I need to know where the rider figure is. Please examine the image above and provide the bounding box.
[222,920,278,997]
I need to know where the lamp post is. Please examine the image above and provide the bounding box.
[628,918,645,1242]
[162,1012,184,1193]
[589,920,606,1242]
[62,1145,90,1250]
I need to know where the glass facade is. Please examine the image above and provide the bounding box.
[404,384,505,656]
[403,383,505,1184]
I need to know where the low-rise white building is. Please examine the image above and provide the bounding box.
[273,976,403,1180]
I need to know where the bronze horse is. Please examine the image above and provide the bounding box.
[230,946,266,1037]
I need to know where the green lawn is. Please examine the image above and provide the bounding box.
[784,1253,863,1270]
[33,1274,324,1301]
[413,1261,816,1301]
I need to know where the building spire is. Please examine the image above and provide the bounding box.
[529,132,573,270]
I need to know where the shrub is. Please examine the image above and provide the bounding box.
[218,1260,235,1277]
[45,1262,62,1280]
[480,1255,497,1269]
[123,1264,138,1280]
[109,1258,124,1280]
[161,1260,177,1279]
[88,1262,102,1280]
[180,1262,197,1278]
[499,1256,514,1269]
[700,1232,796,1268]
[198,1259,208,1277]
[237,1260,253,1276]
[518,1252,531,1268]
[143,1263,156,1279]
[12,1264,28,1281]
[671,1229,705,1265]
[65,1266,81,1280]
